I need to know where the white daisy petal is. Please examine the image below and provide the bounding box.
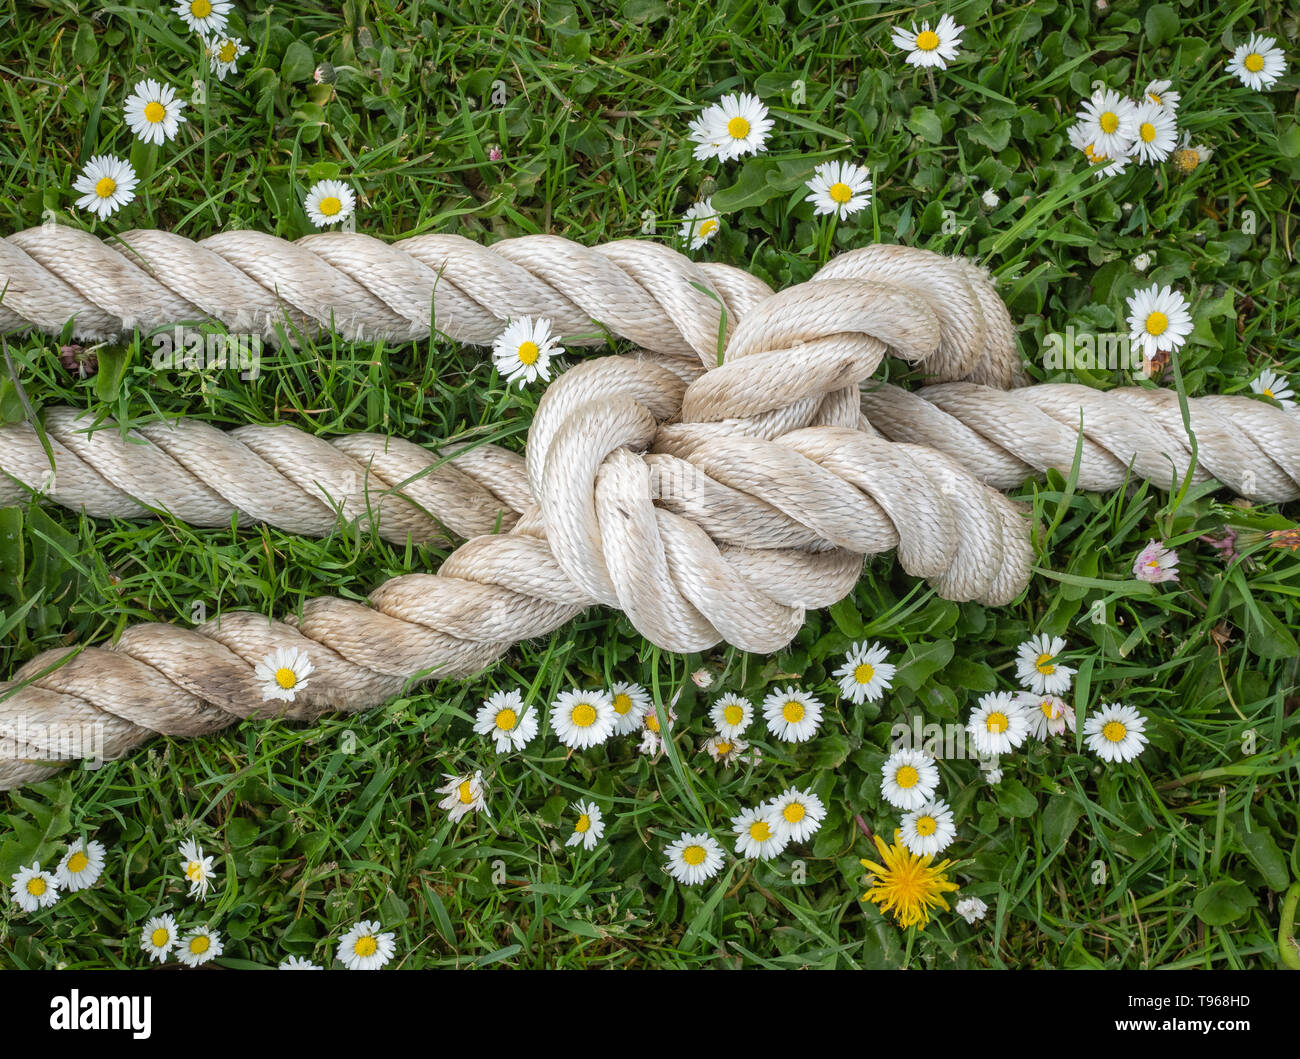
[491,316,560,388]
[833,640,895,704]
[254,646,314,703]
[900,798,956,858]
[549,689,617,749]
[303,179,357,228]
[760,686,824,743]
[891,15,964,70]
[687,92,773,161]
[1014,633,1075,696]
[664,832,725,885]
[609,681,652,735]
[336,919,396,970]
[473,688,539,753]
[880,748,940,810]
[72,155,138,220]
[123,78,187,146]
[1227,34,1288,91]
[174,0,232,36]
[55,838,107,892]
[765,787,826,844]
[730,805,790,860]
[565,799,605,851]
[435,770,489,822]
[140,914,178,962]
[804,160,873,221]
[1084,702,1149,763]
[9,862,60,913]
[177,926,224,967]
[966,691,1031,757]
[1126,283,1192,359]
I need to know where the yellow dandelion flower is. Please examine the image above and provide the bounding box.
[859,829,959,930]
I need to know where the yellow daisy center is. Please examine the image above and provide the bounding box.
[783,802,805,823]
[571,703,596,728]
[1083,143,1106,163]
[748,820,772,842]
[275,667,297,689]
[144,100,166,123]
[494,708,517,730]
[1149,91,1162,104]
[354,935,377,957]
[723,704,744,726]
[682,844,706,866]
[185,861,204,882]
[915,815,937,836]
[1244,53,1264,73]
[915,29,940,51]
[1102,720,1127,743]
[219,42,237,62]
[612,693,633,715]
[829,181,853,204]
[26,876,46,896]
[854,662,875,684]
[151,927,170,947]
[189,935,210,954]
[1099,111,1119,135]
[457,779,475,804]
[95,176,117,198]
[782,700,804,723]
[895,765,919,789]
[1040,701,1057,718]
[1139,122,1156,143]
[517,340,540,365]
[645,713,661,734]
[698,217,718,237]
[191,0,213,18]
[575,813,590,833]
[1262,388,1275,398]
[318,195,342,217]
[67,851,89,874]
[986,711,1008,734]
[727,115,750,139]
[1145,311,1169,335]
[715,741,732,755]
[1035,652,1056,675]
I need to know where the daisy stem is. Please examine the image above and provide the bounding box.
[926,69,938,106]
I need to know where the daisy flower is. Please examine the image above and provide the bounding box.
[1067,121,1132,179]
[890,15,964,69]
[1015,633,1074,696]
[900,798,957,858]
[254,645,314,703]
[687,92,773,161]
[124,79,187,146]
[1250,369,1297,410]
[679,198,721,250]
[880,748,940,811]
[1126,283,1192,360]
[664,832,725,885]
[833,640,896,704]
[1133,251,1153,272]
[550,688,617,750]
[279,955,322,969]
[1227,34,1288,91]
[140,914,178,963]
[473,688,539,753]
[966,692,1030,757]
[1084,703,1149,764]
[1017,692,1075,740]
[336,920,396,970]
[205,36,249,81]
[761,686,824,743]
[303,178,357,228]
[492,316,560,388]
[1077,88,1139,161]
[981,188,999,209]
[565,800,605,851]
[177,926,223,967]
[435,771,489,822]
[178,839,216,900]
[731,805,789,861]
[72,155,138,220]
[610,681,651,736]
[804,160,873,221]
[955,895,988,924]
[638,704,676,757]
[1130,101,1177,165]
[1133,539,1179,583]
[174,0,232,35]
[9,862,59,913]
[703,733,748,766]
[1141,78,1180,112]
[859,829,959,930]
[766,787,826,844]
[55,838,106,892]
[709,693,753,739]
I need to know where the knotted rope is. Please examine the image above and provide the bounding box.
[1,227,1296,790]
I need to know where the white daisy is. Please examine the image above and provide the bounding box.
[761,686,824,743]
[664,832,725,885]
[1131,101,1177,165]
[804,160,873,221]
[9,862,59,913]
[1127,284,1192,360]
[565,800,605,852]
[1227,34,1288,91]
[679,198,722,250]
[72,155,138,220]
[981,188,1000,209]
[984,765,1003,785]
[1084,703,1149,764]
[1141,78,1180,112]
[140,914,178,963]
[1133,251,1153,272]
[177,925,224,967]
[687,92,773,161]
[279,955,322,969]
[550,688,616,750]
[731,805,789,860]
[205,36,250,81]
[303,179,357,228]
[955,895,988,923]
[609,681,652,736]
[491,315,560,388]
[1250,369,1297,410]
[178,838,216,900]
[702,733,748,766]
[638,703,676,758]
[900,798,956,858]
[1015,633,1075,696]
[1017,692,1075,740]
[1077,88,1139,161]
[880,748,940,811]
[174,0,231,36]
[254,645,314,703]
[1172,131,1214,174]
[336,919,396,970]
[123,79,187,146]
[1067,121,1133,179]
[890,15,964,69]
[966,692,1030,756]
[833,640,896,704]
[709,693,754,739]
[435,771,489,822]
[766,787,826,844]
[473,688,539,753]
[54,838,106,891]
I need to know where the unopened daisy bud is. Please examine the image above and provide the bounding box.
[955,896,988,923]
[314,61,337,85]
[1133,251,1153,272]
[980,188,999,209]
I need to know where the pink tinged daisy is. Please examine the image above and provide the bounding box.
[336,920,396,970]
[805,160,873,221]
[1126,283,1192,359]
[966,692,1030,756]
[880,748,940,811]
[731,805,789,860]
[178,838,216,900]
[255,646,314,703]
[1131,101,1177,165]
[177,925,223,967]
[609,681,651,736]
[687,92,773,162]
[492,316,560,388]
[833,640,895,704]
[1250,369,1297,411]
[890,15,964,69]
[436,771,489,822]
[709,693,753,739]
[10,862,59,913]
[1142,78,1180,112]
[766,787,826,844]
[1017,692,1075,740]
[679,198,721,250]
[565,800,605,851]
[72,155,137,220]
[124,79,187,146]
[279,955,322,969]
[1133,539,1179,583]
[1077,88,1139,161]
[761,686,824,743]
[703,734,748,766]
[550,689,617,749]
[1014,633,1074,696]
[900,798,956,858]
[1084,703,1149,764]
[955,895,988,923]
[473,688,539,753]
[174,0,231,36]
[303,179,357,228]
[55,838,106,891]
[664,832,725,885]
[140,914,178,963]
[1227,35,1287,91]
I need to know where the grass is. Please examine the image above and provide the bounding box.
[1,0,1299,969]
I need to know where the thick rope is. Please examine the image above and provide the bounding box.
[1,228,1296,791]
